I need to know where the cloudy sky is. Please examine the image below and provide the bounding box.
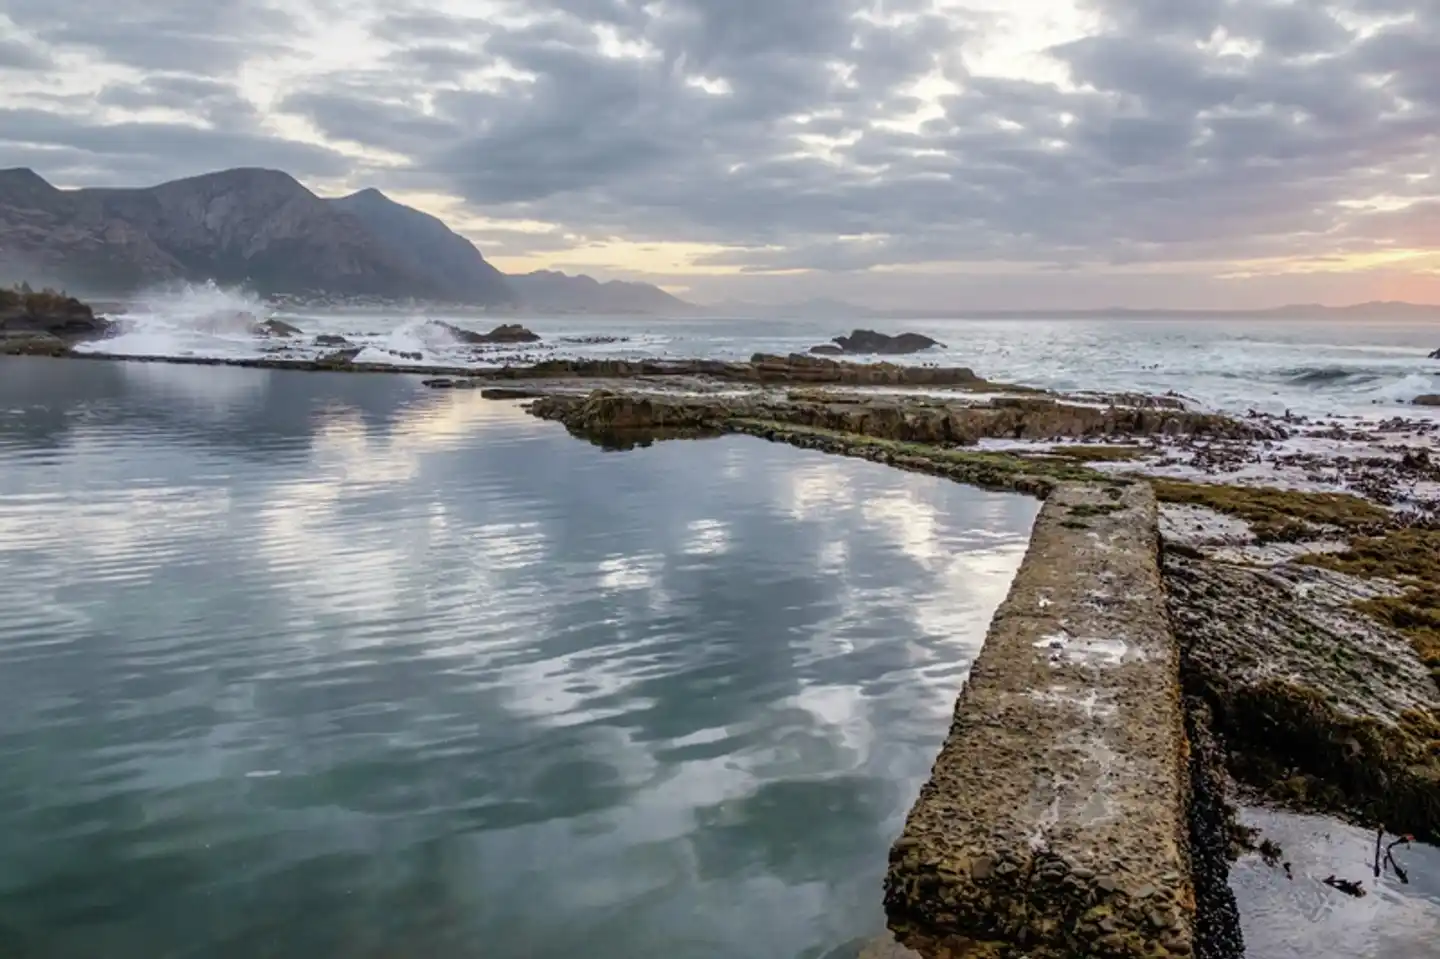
[2,0,1438,308]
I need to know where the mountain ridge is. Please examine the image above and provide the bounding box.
[0,167,689,312]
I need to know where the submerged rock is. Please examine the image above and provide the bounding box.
[808,344,845,356]
[314,334,351,347]
[831,329,942,354]
[439,321,540,344]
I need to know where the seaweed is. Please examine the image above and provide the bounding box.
[1150,478,1387,541]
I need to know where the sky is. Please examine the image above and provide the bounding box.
[1,0,1439,309]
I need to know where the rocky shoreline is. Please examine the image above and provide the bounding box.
[5,328,1438,955]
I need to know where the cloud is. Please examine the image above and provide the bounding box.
[0,35,52,71]
[1,0,1438,305]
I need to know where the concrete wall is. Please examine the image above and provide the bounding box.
[883,483,1194,959]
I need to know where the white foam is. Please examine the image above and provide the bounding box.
[76,280,270,358]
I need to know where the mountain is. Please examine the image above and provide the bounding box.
[701,296,878,318]
[506,270,692,314]
[0,168,504,302]
[328,188,513,305]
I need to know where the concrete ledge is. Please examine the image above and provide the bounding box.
[883,483,1194,958]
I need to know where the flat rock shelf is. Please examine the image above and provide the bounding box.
[882,483,1194,958]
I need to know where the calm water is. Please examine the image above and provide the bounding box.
[0,357,1037,959]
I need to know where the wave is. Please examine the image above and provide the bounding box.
[1281,366,1383,387]
[77,281,270,357]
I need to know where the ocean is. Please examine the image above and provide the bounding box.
[3,291,1439,957]
[80,283,1440,419]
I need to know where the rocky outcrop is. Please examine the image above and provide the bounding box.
[831,329,942,354]
[525,390,1271,446]
[1428,348,1440,359]
[439,321,540,344]
[1165,549,1440,842]
[884,484,1195,958]
[314,334,351,347]
[809,344,845,356]
[0,288,113,341]
[0,332,69,356]
[1415,394,1440,406]
[254,318,303,337]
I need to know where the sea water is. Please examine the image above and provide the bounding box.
[78,283,1440,419]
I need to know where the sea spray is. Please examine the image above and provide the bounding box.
[74,280,273,358]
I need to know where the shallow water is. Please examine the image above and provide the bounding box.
[0,358,1037,959]
[1232,808,1440,958]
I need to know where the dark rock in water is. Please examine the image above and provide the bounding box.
[438,321,540,344]
[314,334,351,347]
[386,349,422,361]
[1415,394,1440,407]
[559,334,629,346]
[809,344,845,356]
[1428,348,1440,359]
[831,329,942,355]
[254,318,304,337]
[317,347,362,365]
[0,288,114,341]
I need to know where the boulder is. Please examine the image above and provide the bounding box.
[831,329,943,355]
[314,334,351,347]
[808,344,845,356]
[1429,348,1440,359]
[0,288,114,341]
[1414,394,1440,407]
[317,347,363,365]
[254,318,304,337]
[439,321,541,344]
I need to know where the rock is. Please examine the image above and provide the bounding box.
[439,321,541,344]
[317,347,362,365]
[254,318,304,337]
[809,344,845,356]
[0,331,69,356]
[314,334,351,347]
[831,328,943,355]
[1414,394,1440,407]
[0,288,114,341]
[1428,348,1439,359]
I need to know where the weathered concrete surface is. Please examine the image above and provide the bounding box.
[883,484,1195,958]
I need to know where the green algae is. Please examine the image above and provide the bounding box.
[1150,478,1388,541]
[730,419,1130,496]
[1301,529,1440,689]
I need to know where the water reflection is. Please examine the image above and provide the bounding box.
[0,359,1038,959]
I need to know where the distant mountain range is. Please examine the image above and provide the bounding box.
[697,299,1440,319]
[0,167,690,314]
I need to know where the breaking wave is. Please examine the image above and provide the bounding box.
[76,281,269,357]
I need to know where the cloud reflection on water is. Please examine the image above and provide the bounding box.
[0,360,1037,959]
